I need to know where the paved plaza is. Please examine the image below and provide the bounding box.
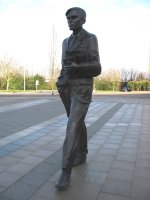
[0,93,150,200]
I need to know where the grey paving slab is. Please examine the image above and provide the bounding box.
[97,193,130,200]
[136,158,150,168]
[9,149,32,158]
[0,99,65,138]
[119,147,137,155]
[0,172,22,187]
[0,94,150,200]
[116,153,137,163]
[0,99,50,113]
[102,178,132,197]
[103,143,120,150]
[7,163,35,175]
[87,161,111,173]
[112,160,136,171]
[99,148,118,156]
[108,168,134,182]
[21,155,45,166]
[0,182,37,200]
[0,156,21,166]
[0,101,123,200]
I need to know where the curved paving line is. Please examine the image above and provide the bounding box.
[0,103,123,200]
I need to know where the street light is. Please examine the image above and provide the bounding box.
[24,66,26,91]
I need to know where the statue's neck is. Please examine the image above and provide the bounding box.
[72,27,82,35]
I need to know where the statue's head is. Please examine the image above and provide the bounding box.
[65,7,86,31]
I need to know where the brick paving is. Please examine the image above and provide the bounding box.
[0,94,150,200]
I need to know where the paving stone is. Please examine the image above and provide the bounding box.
[112,160,135,171]
[88,143,101,150]
[20,171,49,187]
[92,154,115,164]
[29,196,43,200]
[0,182,37,200]
[121,142,138,149]
[132,190,150,200]
[1,143,21,152]
[9,149,32,158]
[138,152,150,160]
[108,169,134,182]
[7,163,34,174]
[13,139,31,146]
[28,181,73,200]
[33,162,59,176]
[99,148,117,156]
[133,177,150,192]
[45,150,62,166]
[1,96,150,200]
[21,155,45,166]
[43,143,61,151]
[116,153,137,162]
[97,192,130,200]
[0,165,9,173]
[106,139,122,144]
[124,138,139,144]
[108,135,123,140]
[86,149,98,160]
[72,165,87,183]
[87,161,111,172]
[136,158,150,168]
[102,178,132,197]
[89,138,106,145]
[135,167,150,179]
[112,132,125,136]
[0,156,21,166]
[0,172,22,187]
[92,135,107,140]
[69,180,103,200]
[0,186,5,193]
[22,143,44,152]
[103,143,120,150]
[83,170,107,185]
[119,147,137,155]
[31,150,53,158]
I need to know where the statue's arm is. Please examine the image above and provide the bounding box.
[66,35,102,78]
[77,35,101,77]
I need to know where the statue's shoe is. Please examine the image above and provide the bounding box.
[55,171,71,190]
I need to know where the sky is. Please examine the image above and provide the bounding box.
[0,0,150,75]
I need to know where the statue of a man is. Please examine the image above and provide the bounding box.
[55,7,102,190]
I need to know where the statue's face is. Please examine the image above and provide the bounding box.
[66,10,84,30]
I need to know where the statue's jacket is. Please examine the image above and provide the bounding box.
[57,28,102,103]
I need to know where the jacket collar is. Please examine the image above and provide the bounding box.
[70,28,86,41]
[66,28,87,49]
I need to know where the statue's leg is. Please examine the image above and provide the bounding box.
[62,97,89,173]
[58,85,71,117]
[79,121,88,153]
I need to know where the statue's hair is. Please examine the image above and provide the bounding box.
[65,7,86,19]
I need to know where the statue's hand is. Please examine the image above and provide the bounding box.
[64,62,78,76]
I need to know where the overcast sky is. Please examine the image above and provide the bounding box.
[0,0,150,75]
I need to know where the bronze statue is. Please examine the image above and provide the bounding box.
[55,7,101,190]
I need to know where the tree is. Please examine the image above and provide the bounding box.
[136,72,147,81]
[9,71,24,90]
[100,69,121,91]
[0,56,15,90]
[120,68,141,82]
[120,68,130,82]
[49,25,59,94]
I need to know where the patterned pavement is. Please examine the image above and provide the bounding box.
[0,94,150,200]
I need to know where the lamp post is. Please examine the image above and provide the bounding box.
[24,66,26,91]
